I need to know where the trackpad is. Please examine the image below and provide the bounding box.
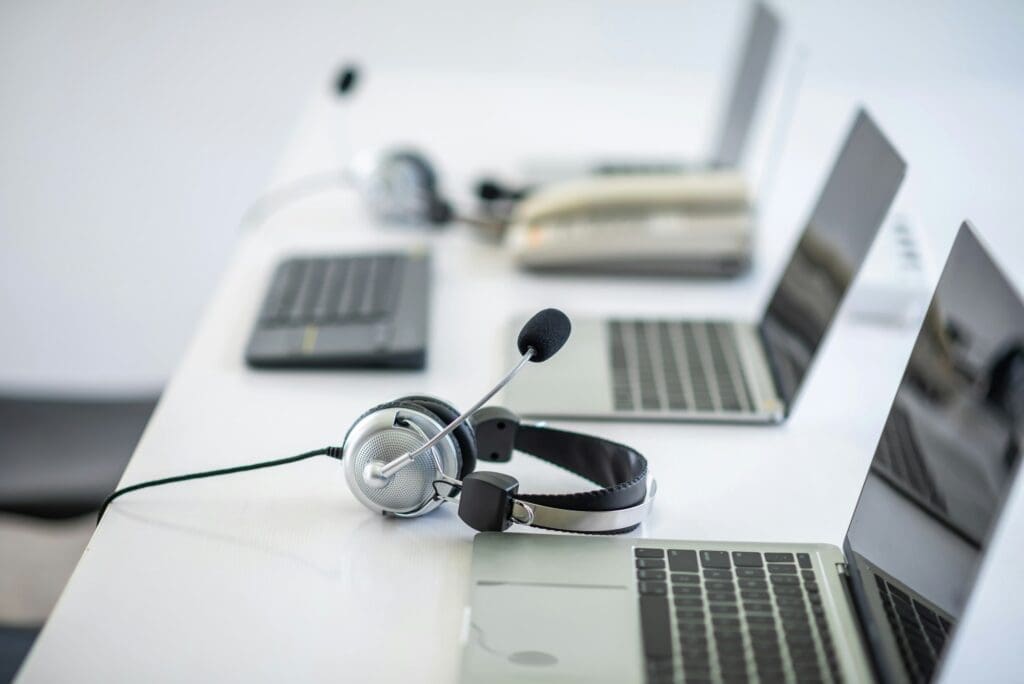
[461,582,638,683]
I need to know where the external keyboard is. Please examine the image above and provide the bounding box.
[258,253,402,327]
[245,251,430,369]
[610,320,755,413]
[635,547,842,683]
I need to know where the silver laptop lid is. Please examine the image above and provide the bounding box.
[758,109,907,410]
[708,2,782,169]
[843,224,1024,682]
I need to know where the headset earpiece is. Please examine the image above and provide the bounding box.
[367,151,452,227]
[342,398,462,517]
[398,395,477,478]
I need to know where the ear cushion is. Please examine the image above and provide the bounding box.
[400,395,477,479]
[385,151,438,189]
[343,397,476,480]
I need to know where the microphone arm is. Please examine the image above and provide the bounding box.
[367,347,535,482]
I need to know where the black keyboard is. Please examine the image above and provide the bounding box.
[874,573,952,682]
[635,547,842,683]
[610,321,756,413]
[259,253,402,326]
[873,409,946,513]
[245,251,430,369]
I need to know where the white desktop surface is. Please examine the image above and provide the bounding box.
[17,63,1024,682]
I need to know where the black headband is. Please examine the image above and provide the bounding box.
[461,407,653,533]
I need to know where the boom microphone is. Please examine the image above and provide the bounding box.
[517,308,572,362]
[334,64,360,97]
[363,309,572,484]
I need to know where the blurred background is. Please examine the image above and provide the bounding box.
[1,1,1022,681]
[3,0,1022,393]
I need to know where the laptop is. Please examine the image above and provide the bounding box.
[461,223,1024,683]
[521,1,782,182]
[504,109,907,422]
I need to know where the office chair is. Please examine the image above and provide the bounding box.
[0,393,157,683]
[0,395,157,518]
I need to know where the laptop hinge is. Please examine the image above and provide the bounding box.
[834,562,854,598]
[834,558,888,682]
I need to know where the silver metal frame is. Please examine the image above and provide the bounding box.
[343,406,460,517]
[511,478,658,533]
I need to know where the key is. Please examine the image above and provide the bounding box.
[770,575,800,585]
[703,569,733,580]
[635,548,665,558]
[636,559,665,569]
[261,260,300,322]
[639,595,672,658]
[675,597,704,607]
[744,602,773,614]
[705,581,735,592]
[699,550,731,569]
[888,583,910,602]
[637,570,666,580]
[732,552,764,567]
[707,592,737,603]
[747,614,776,624]
[672,573,701,584]
[639,582,667,596]
[647,658,675,674]
[709,604,738,615]
[668,549,699,572]
[765,553,794,563]
[677,609,706,621]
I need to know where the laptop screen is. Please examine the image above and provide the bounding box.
[844,225,1024,682]
[758,110,906,408]
[709,2,781,169]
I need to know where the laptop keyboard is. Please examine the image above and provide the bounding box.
[609,320,756,413]
[635,547,842,683]
[258,253,404,327]
[873,409,947,512]
[874,574,952,682]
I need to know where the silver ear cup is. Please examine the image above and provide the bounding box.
[343,407,460,517]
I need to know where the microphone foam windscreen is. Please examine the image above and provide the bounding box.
[335,65,359,96]
[517,309,571,362]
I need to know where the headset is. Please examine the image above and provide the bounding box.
[242,64,505,236]
[98,309,656,534]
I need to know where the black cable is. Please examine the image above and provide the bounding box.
[239,169,354,233]
[97,446,344,524]
[237,166,506,235]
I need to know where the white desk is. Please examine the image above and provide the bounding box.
[17,66,1024,682]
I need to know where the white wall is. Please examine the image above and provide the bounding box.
[0,1,329,393]
[0,0,739,395]
[1,0,1022,396]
